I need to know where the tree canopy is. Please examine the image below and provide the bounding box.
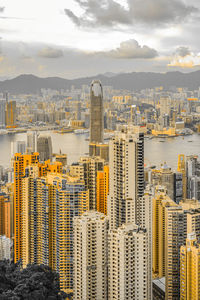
[0,260,67,299]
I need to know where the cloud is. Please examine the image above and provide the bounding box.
[175,46,191,57]
[64,0,197,28]
[168,50,200,68]
[93,39,158,59]
[37,47,63,58]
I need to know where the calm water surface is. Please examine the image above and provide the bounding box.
[0,131,199,170]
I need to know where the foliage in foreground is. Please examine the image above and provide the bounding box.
[0,260,67,300]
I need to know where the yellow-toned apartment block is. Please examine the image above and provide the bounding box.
[96,165,109,215]
[14,152,39,263]
[152,186,177,278]
[180,233,200,300]
[20,168,89,293]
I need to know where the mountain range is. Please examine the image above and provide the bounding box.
[0,71,200,94]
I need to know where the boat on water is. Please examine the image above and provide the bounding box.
[74,129,89,134]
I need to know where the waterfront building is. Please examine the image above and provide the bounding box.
[37,134,53,161]
[16,141,26,154]
[6,101,16,127]
[73,211,109,300]
[0,99,6,128]
[27,131,37,153]
[90,80,104,144]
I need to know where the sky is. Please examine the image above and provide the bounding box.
[0,0,200,79]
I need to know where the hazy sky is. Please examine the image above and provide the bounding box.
[0,0,200,78]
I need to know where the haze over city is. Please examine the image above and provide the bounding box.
[1,1,200,300]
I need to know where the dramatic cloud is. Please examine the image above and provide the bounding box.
[65,0,197,28]
[37,47,63,58]
[94,39,158,59]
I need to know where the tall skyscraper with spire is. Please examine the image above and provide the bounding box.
[89,80,104,144]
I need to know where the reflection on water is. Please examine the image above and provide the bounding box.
[0,131,199,170]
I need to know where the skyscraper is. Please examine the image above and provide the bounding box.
[180,233,200,300]
[152,186,178,278]
[73,211,109,300]
[89,80,104,144]
[177,154,186,200]
[20,167,89,293]
[0,99,6,128]
[6,101,16,128]
[108,125,144,229]
[37,134,53,161]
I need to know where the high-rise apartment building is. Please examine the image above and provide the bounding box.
[108,224,150,300]
[73,211,109,300]
[37,135,53,161]
[165,206,187,300]
[108,126,144,229]
[96,165,109,215]
[20,167,89,293]
[180,233,200,300]
[14,152,39,263]
[89,80,104,144]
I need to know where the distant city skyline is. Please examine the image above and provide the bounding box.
[0,0,200,78]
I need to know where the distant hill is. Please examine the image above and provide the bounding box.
[0,71,200,94]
